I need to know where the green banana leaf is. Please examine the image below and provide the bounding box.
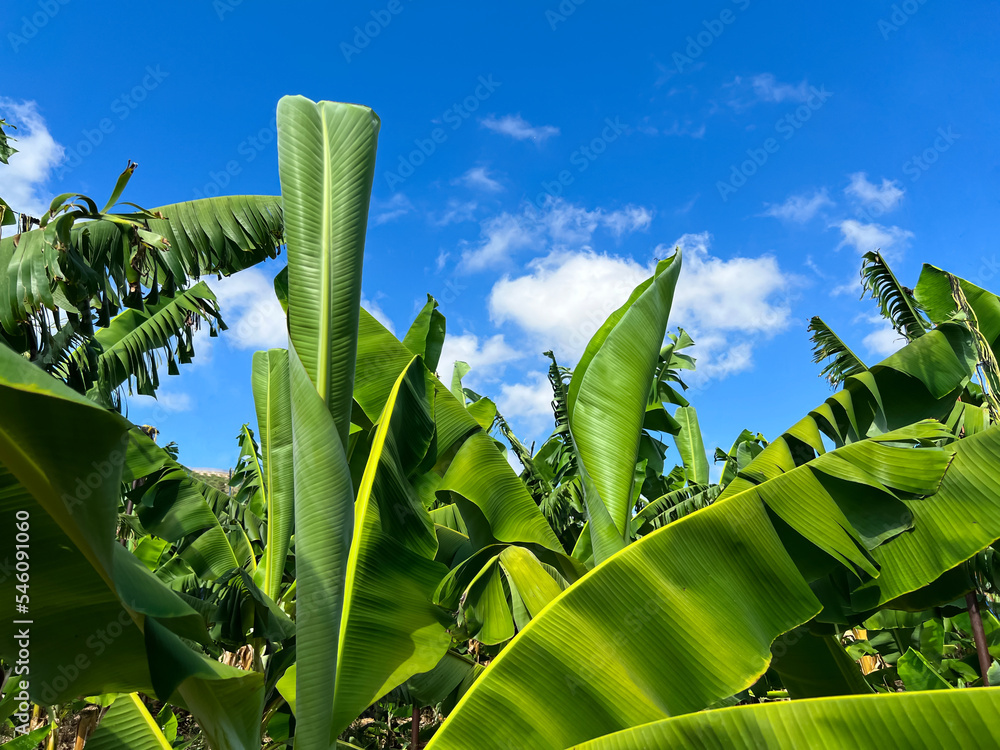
[567,254,682,562]
[672,405,709,485]
[86,693,172,750]
[0,345,263,750]
[276,94,379,748]
[251,349,294,601]
[425,488,822,750]
[277,357,452,736]
[355,307,561,551]
[403,294,446,372]
[568,688,1000,749]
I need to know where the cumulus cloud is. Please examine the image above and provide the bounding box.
[489,232,795,380]
[862,320,906,358]
[437,331,522,389]
[836,219,913,256]
[0,98,64,217]
[207,268,289,351]
[481,114,560,143]
[459,198,653,272]
[208,268,394,348]
[496,372,555,431]
[361,295,394,334]
[455,166,503,192]
[845,172,904,213]
[761,189,833,223]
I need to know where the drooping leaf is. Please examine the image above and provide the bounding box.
[861,250,930,340]
[808,315,868,387]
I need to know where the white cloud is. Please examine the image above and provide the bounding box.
[455,166,503,192]
[361,295,394,334]
[726,74,813,110]
[761,190,833,223]
[433,199,478,226]
[154,392,193,412]
[750,74,812,103]
[488,232,794,380]
[437,332,522,388]
[836,219,913,256]
[0,98,64,217]
[657,120,707,139]
[208,268,288,351]
[460,212,537,272]
[480,114,559,143]
[208,268,394,348]
[845,172,904,212]
[372,193,413,225]
[497,372,554,432]
[863,323,906,358]
[602,206,654,237]
[459,198,653,272]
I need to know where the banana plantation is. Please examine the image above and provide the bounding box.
[2,97,1000,749]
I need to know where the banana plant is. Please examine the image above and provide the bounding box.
[0,345,265,750]
[422,255,1000,749]
[0,161,283,407]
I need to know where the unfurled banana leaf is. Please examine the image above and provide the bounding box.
[434,544,570,644]
[355,307,562,551]
[276,357,451,736]
[425,489,822,750]
[122,431,246,581]
[0,195,283,334]
[917,264,1000,350]
[0,345,263,750]
[403,294,446,372]
[568,688,1000,749]
[567,254,682,563]
[672,405,709,485]
[85,693,172,750]
[276,94,379,748]
[633,483,720,535]
[424,416,987,749]
[250,349,294,601]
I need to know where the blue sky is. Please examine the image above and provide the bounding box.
[3,0,999,471]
